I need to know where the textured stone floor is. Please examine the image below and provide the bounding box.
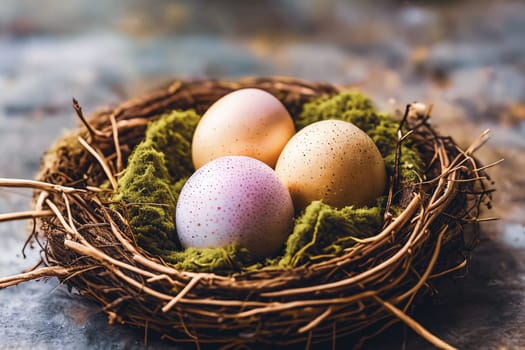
[0,1,524,349]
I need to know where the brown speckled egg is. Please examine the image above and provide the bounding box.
[192,88,295,169]
[275,120,386,211]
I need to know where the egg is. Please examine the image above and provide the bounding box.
[275,120,386,211]
[192,88,295,169]
[176,156,294,259]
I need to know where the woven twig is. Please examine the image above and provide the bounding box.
[0,77,495,349]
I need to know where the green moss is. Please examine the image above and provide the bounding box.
[278,200,383,267]
[112,91,425,274]
[144,112,196,180]
[166,244,253,274]
[113,142,178,253]
[295,91,378,131]
[113,110,200,254]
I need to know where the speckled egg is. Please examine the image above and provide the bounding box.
[191,88,295,169]
[176,156,294,259]
[275,120,386,211]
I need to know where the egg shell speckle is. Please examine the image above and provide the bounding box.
[176,156,294,259]
[191,88,295,169]
[275,119,386,211]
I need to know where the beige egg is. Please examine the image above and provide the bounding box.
[275,119,386,211]
[192,88,295,169]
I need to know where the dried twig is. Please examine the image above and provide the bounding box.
[0,210,53,223]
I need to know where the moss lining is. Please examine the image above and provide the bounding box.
[113,110,199,255]
[113,92,424,274]
[278,199,383,267]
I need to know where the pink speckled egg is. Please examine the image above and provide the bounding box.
[176,156,294,259]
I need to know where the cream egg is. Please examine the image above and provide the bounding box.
[275,120,386,211]
[191,88,295,169]
[176,156,294,259]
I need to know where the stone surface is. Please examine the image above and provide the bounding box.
[1,1,524,349]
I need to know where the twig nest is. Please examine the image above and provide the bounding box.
[0,77,494,349]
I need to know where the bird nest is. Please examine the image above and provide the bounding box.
[0,77,495,349]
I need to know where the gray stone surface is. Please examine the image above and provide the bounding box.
[1,1,524,349]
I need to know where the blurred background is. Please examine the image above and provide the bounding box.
[0,1,524,349]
